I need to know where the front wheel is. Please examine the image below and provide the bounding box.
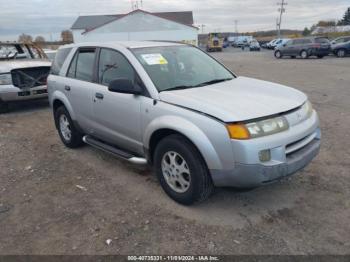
[54,106,84,148]
[154,135,213,205]
[274,50,282,59]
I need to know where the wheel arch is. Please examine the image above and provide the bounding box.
[144,116,223,170]
[51,90,76,121]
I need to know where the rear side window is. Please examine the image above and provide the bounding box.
[315,38,329,44]
[67,49,96,82]
[98,48,135,86]
[51,48,72,75]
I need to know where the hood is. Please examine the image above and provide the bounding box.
[0,59,51,73]
[159,76,307,122]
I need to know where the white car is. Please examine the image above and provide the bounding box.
[0,43,51,113]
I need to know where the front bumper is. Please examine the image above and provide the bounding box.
[211,135,320,187]
[210,109,321,188]
[0,85,48,102]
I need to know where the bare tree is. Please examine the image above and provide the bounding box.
[61,30,74,44]
[18,33,33,43]
[35,36,46,44]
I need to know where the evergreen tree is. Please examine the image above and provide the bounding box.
[338,7,350,25]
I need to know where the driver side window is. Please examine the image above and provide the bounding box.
[98,48,135,86]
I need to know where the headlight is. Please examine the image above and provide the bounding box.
[302,100,313,118]
[227,116,289,140]
[0,73,12,85]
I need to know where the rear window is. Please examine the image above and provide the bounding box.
[51,48,72,75]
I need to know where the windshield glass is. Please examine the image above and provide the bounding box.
[132,45,234,92]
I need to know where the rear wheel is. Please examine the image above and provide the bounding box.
[301,50,309,59]
[337,49,346,58]
[54,106,84,148]
[274,50,282,59]
[154,135,213,205]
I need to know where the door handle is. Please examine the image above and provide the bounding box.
[64,85,71,91]
[95,93,104,100]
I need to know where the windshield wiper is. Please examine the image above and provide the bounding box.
[194,78,233,87]
[160,85,195,92]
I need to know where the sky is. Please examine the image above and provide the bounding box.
[0,0,348,41]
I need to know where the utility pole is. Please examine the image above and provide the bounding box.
[200,24,206,34]
[234,20,238,34]
[277,0,287,38]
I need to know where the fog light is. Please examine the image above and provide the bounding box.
[259,150,271,162]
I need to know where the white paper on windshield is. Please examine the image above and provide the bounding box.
[141,54,168,65]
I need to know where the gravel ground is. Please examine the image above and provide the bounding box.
[0,49,349,255]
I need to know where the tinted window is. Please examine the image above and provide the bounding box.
[51,48,72,75]
[315,38,329,44]
[292,39,303,45]
[75,49,96,82]
[98,48,135,86]
[303,39,312,44]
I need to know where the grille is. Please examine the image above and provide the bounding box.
[11,67,50,89]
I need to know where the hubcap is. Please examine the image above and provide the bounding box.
[276,51,281,58]
[161,151,191,193]
[302,51,307,58]
[59,114,72,142]
[338,50,345,57]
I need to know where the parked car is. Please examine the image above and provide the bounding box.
[48,41,321,205]
[274,37,330,59]
[330,36,350,47]
[265,39,279,49]
[274,38,290,49]
[332,41,350,57]
[0,42,51,113]
[249,40,261,51]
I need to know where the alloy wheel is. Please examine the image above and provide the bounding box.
[161,151,191,193]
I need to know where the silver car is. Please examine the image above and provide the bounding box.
[48,41,321,205]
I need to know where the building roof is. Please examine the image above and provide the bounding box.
[71,10,194,30]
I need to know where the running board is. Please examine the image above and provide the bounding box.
[82,135,147,165]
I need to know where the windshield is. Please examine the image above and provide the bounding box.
[132,45,234,92]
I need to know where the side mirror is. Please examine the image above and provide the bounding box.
[108,78,142,95]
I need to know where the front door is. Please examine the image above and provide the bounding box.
[91,48,144,154]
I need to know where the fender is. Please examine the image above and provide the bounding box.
[51,90,76,121]
[144,115,223,170]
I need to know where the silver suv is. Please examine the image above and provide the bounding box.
[48,41,321,205]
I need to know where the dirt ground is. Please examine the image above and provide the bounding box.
[0,50,349,255]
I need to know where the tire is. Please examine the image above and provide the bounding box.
[54,106,84,148]
[274,50,282,59]
[154,134,214,205]
[317,55,324,59]
[291,56,296,59]
[337,49,346,58]
[300,50,309,59]
[0,101,9,114]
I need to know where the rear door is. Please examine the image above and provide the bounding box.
[62,48,97,132]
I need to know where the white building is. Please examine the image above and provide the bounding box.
[71,9,198,45]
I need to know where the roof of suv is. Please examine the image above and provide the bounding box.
[60,41,186,50]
